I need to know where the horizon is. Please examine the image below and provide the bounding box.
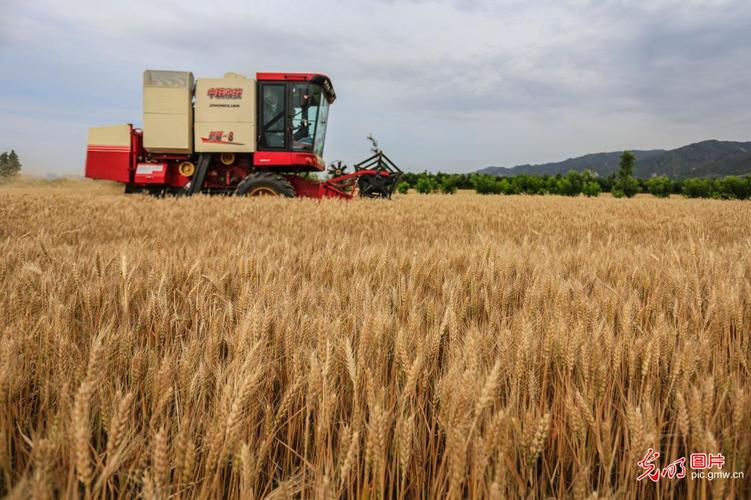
[5,137,751,177]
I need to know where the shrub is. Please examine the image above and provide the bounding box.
[555,171,584,197]
[415,177,438,194]
[397,182,410,195]
[556,178,574,196]
[682,178,713,198]
[440,179,458,194]
[498,178,519,195]
[645,176,672,198]
[582,181,601,197]
[715,176,749,199]
[472,175,502,195]
[513,175,546,195]
[612,177,639,198]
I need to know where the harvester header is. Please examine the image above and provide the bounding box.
[85,70,401,198]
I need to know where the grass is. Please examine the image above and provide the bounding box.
[0,181,749,498]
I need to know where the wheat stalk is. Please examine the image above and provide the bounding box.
[1,186,750,498]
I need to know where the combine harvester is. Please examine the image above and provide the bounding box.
[85,70,402,198]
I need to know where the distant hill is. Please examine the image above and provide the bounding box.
[477,140,751,179]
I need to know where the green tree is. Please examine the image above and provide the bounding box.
[555,177,573,196]
[619,151,635,176]
[397,182,410,195]
[645,176,672,198]
[401,172,418,188]
[415,176,437,194]
[612,151,638,198]
[7,151,21,176]
[497,178,516,194]
[556,171,584,196]
[682,178,713,198]
[582,181,601,197]
[0,152,8,178]
[472,175,502,195]
[715,176,749,200]
[546,175,562,195]
[512,174,545,195]
[439,178,458,194]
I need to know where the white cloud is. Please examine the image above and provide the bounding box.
[1,0,750,174]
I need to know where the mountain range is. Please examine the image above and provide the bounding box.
[477,140,751,179]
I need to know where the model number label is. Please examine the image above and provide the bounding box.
[200,131,243,145]
[207,88,243,99]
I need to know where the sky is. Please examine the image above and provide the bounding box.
[1,0,750,175]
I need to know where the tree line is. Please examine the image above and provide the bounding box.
[0,151,22,179]
[397,152,751,199]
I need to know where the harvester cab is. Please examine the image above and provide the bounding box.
[85,70,402,199]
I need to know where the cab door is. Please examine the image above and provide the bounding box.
[257,83,287,150]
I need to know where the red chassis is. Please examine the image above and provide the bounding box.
[85,126,397,199]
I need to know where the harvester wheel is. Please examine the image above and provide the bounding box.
[235,172,295,197]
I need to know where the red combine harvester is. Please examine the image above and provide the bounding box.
[85,70,402,198]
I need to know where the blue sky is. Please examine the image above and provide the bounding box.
[1,0,750,175]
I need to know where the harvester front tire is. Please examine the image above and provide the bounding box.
[235,173,295,197]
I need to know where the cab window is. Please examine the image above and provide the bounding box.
[259,84,286,149]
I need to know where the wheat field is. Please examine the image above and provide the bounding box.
[0,180,749,499]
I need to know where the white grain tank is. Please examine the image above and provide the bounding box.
[142,70,194,154]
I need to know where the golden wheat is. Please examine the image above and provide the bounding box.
[0,180,750,498]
